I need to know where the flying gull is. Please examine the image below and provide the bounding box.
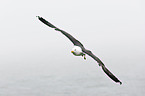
[37,16,122,85]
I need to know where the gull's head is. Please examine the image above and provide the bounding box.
[71,46,83,56]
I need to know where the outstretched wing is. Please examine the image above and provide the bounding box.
[83,49,122,85]
[37,16,84,47]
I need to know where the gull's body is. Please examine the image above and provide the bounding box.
[71,46,84,56]
[37,16,122,85]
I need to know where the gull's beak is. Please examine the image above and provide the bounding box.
[71,51,74,53]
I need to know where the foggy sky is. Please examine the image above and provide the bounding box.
[0,0,145,91]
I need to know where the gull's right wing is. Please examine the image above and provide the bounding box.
[37,16,84,47]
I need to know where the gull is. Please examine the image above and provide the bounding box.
[37,16,122,85]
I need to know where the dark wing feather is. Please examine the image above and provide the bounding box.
[83,49,122,85]
[37,16,84,47]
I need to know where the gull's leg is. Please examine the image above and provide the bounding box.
[84,54,86,60]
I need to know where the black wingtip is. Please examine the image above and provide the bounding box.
[101,65,122,85]
[37,16,57,29]
[119,81,122,85]
[36,16,41,19]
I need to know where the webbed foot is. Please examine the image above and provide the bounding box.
[84,54,86,60]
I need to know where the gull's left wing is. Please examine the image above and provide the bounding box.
[83,49,122,85]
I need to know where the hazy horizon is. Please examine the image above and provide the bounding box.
[0,0,145,96]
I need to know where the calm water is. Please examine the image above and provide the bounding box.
[0,60,145,96]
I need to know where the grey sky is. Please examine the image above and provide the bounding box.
[0,0,145,95]
[1,0,145,65]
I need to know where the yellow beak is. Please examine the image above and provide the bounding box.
[71,51,74,53]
